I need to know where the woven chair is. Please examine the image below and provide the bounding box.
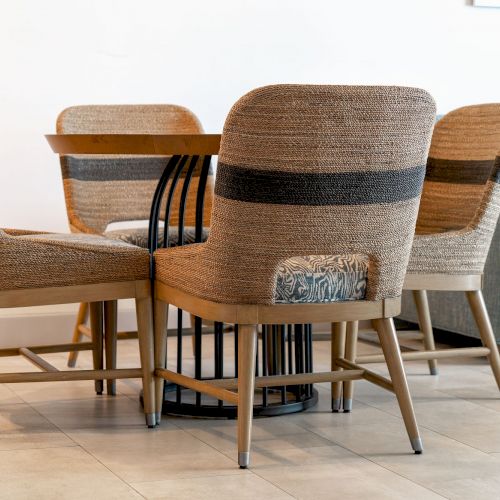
[0,229,156,426]
[347,105,500,412]
[152,84,436,468]
[56,105,214,374]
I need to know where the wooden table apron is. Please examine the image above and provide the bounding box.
[46,133,318,418]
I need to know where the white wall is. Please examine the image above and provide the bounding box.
[1,0,500,231]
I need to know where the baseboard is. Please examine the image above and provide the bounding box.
[0,300,188,349]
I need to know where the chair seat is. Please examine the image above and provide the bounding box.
[0,229,149,291]
[155,244,368,305]
[106,226,210,248]
[274,254,368,303]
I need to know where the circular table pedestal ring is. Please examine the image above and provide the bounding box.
[155,323,318,418]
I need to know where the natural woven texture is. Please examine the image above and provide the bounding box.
[407,104,500,275]
[155,85,435,304]
[106,226,210,248]
[274,254,368,304]
[0,229,149,290]
[57,105,214,235]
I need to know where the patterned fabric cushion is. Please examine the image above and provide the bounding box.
[106,226,209,248]
[274,254,368,304]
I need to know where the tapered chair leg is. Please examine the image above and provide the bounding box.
[67,302,89,367]
[343,321,358,412]
[374,318,423,454]
[467,290,500,391]
[237,324,257,469]
[413,290,438,375]
[104,300,118,395]
[136,296,156,428]
[331,322,346,412]
[154,300,169,425]
[89,302,104,395]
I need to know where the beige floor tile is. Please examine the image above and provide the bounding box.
[0,384,23,405]
[426,476,500,500]
[254,461,444,500]
[130,473,294,499]
[0,447,142,499]
[68,424,245,482]
[31,395,147,429]
[0,403,75,450]
[312,418,500,484]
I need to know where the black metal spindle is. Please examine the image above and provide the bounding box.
[304,324,312,398]
[177,155,200,246]
[287,324,293,375]
[148,155,181,262]
[194,156,212,243]
[295,325,303,401]
[176,308,183,404]
[271,325,278,375]
[195,316,202,406]
[262,326,268,407]
[163,155,189,248]
[280,325,287,404]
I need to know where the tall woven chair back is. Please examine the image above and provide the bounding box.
[202,85,436,303]
[57,105,213,234]
[417,104,500,236]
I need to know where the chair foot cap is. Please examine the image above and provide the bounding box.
[429,368,439,376]
[411,437,423,454]
[154,412,162,426]
[332,398,342,412]
[238,452,250,468]
[145,413,156,428]
[343,399,353,412]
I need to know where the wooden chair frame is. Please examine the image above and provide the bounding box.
[343,273,500,413]
[154,281,423,469]
[0,280,156,427]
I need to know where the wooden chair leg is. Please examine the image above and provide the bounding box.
[466,290,500,391]
[374,317,423,454]
[67,302,88,367]
[331,322,346,412]
[104,300,118,395]
[237,324,257,469]
[89,302,104,395]
[412,290,438,375]
[136,295,156,428]
[343,321,358,412]
[154,299,169,425]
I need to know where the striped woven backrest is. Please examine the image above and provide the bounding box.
[57,105,214,234]
[202,85,436,303]
[417,104,500,234]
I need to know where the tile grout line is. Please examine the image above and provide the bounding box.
[293,419,450,499]
[175,420,297,498]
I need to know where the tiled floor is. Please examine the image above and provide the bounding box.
[1,331,500,499]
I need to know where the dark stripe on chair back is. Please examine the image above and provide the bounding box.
[417,104,500,234]
[57,105,213,234]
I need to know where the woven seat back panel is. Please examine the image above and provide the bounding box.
[156,85,436,304]
[57,105,213,234]
[417,104,500,234]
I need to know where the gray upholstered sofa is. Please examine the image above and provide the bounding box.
[400,221,500,343]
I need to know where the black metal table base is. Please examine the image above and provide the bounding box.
[161,384,318,419]
[154,323,318,419]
